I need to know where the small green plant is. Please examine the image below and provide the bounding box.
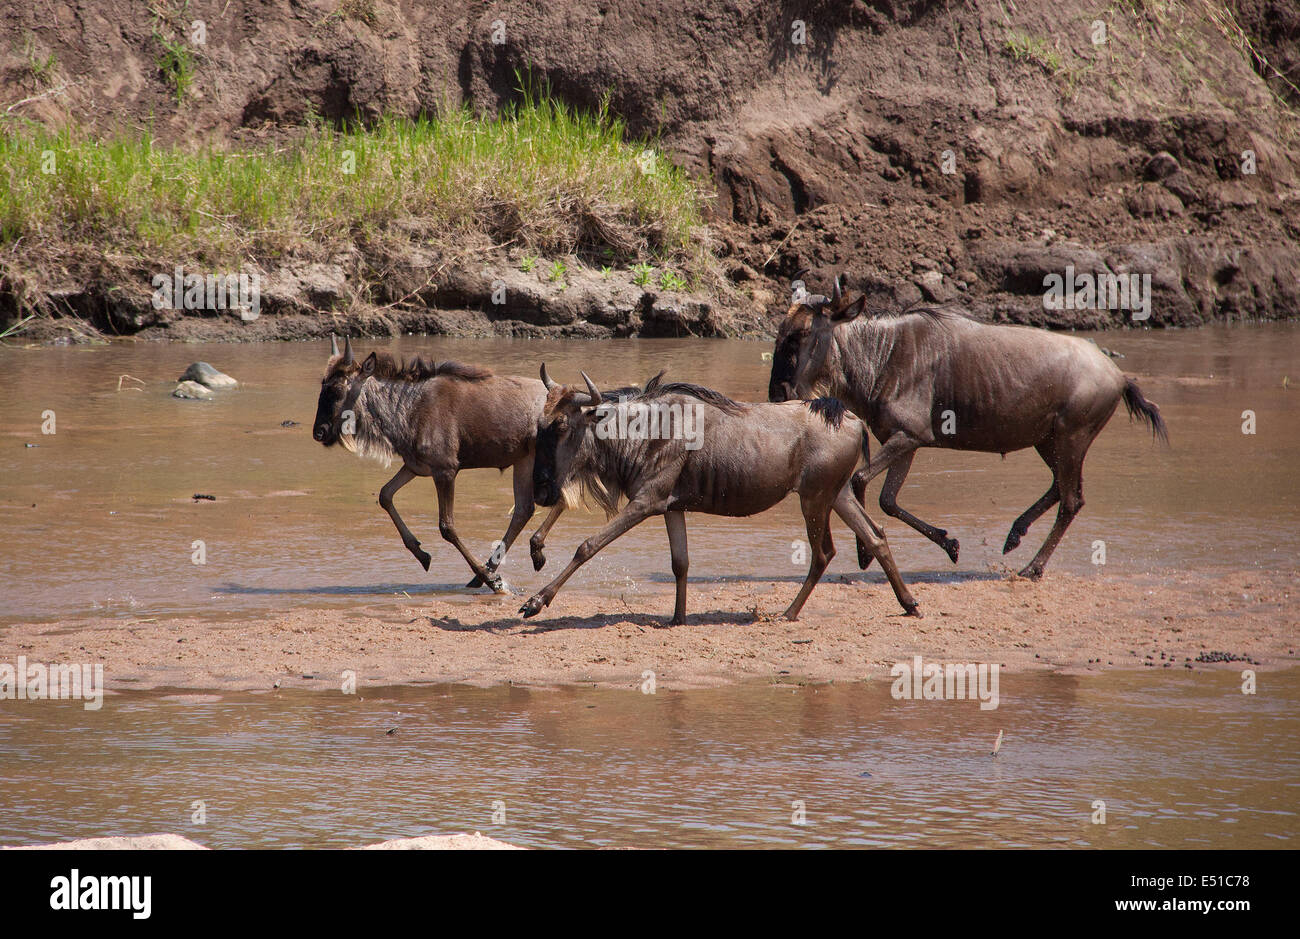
[0,314,36,341]
[632,262,654,286]
[520,255,537,272]
[658,269,687,291]
[154,28,195,104]
[22,34,57,86]
[600,265,613,279]
[1004,32,1062,74]
[337,0,378,26]
[547,259,567,285]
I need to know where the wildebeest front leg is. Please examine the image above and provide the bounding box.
[432,475,505,593]
[665,510,689,625]
[878,452,959,564]
[520,501,658,619]
[849,431,921,569]
[833,486,921,616]
[467,459,537,588]
[379,465,431,571]
[528,502,565,571]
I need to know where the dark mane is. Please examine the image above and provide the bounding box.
[871,301,964,324]
[805,396,848,428]
[370,353,493,383]
[633,380,751,415]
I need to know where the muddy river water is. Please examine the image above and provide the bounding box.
[0,324,1296,849]
[1,669,1295,849]
[0,324,1296,624]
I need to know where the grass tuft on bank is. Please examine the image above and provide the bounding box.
[0,93,711,319]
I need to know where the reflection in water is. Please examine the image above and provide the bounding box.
[0,670,1294,849]
[0,325,1297,623]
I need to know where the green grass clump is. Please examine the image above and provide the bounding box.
[0,92,708,288]
[1004,32,1064,74]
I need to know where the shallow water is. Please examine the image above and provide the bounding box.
[0,323,1297,624]
[0,669,1294,849]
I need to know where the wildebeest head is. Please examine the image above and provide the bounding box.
[532,366,662,509]
[313,335,376,445]
[533,367,605,508]
[768,276,864,401]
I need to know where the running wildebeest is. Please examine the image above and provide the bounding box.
[519,369,920,624]
[312,336,569,591]
[768,281,1168,579]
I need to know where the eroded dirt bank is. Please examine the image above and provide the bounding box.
[3,1,1300,341]
[4,569,1293,692]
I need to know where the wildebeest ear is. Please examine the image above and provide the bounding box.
[644,370,666,392]
[361,351,377,375]
[832,295,866,322]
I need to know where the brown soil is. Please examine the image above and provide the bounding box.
[3,1,1300,342]
[5,569,1294,693]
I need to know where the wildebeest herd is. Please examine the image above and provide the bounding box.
[313,280,1168,624]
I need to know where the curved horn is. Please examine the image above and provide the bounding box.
[330,333,340,357]
[580,371,602,403]
[540,362,558,391]
[342,336,355,367]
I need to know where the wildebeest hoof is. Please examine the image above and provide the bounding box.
[414,549,431,571]
[856,541,875,571]
[1017,565,1044,581]
[531,549,546,571]
[943,537,959,564]
[485,573,506,594]
[905,604,923,618]
[519,596,544,618]
[1002,530,1022,554]
[467,561,501,589]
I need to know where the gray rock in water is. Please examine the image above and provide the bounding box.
[179,362,237,389]
[172,380,215,400]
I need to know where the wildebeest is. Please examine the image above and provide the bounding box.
[312,336,566,591]
[769,281,1168,579]
[519,369,920,624]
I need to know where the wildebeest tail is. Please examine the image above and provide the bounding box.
[1122,377,1169,444]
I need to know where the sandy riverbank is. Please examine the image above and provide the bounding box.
[3,568,1294,693]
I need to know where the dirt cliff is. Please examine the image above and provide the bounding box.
[2,0,1298,340]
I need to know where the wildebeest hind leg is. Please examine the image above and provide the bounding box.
[1018,439,1087,580]
[379,465,431,570]
[833,486,920,617]
[784,498,834,621]
[1003,441,1059,555]
[433,476,505,592]
[468,460,537,588]
[878,452,959,564]
[850,471,874,570]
